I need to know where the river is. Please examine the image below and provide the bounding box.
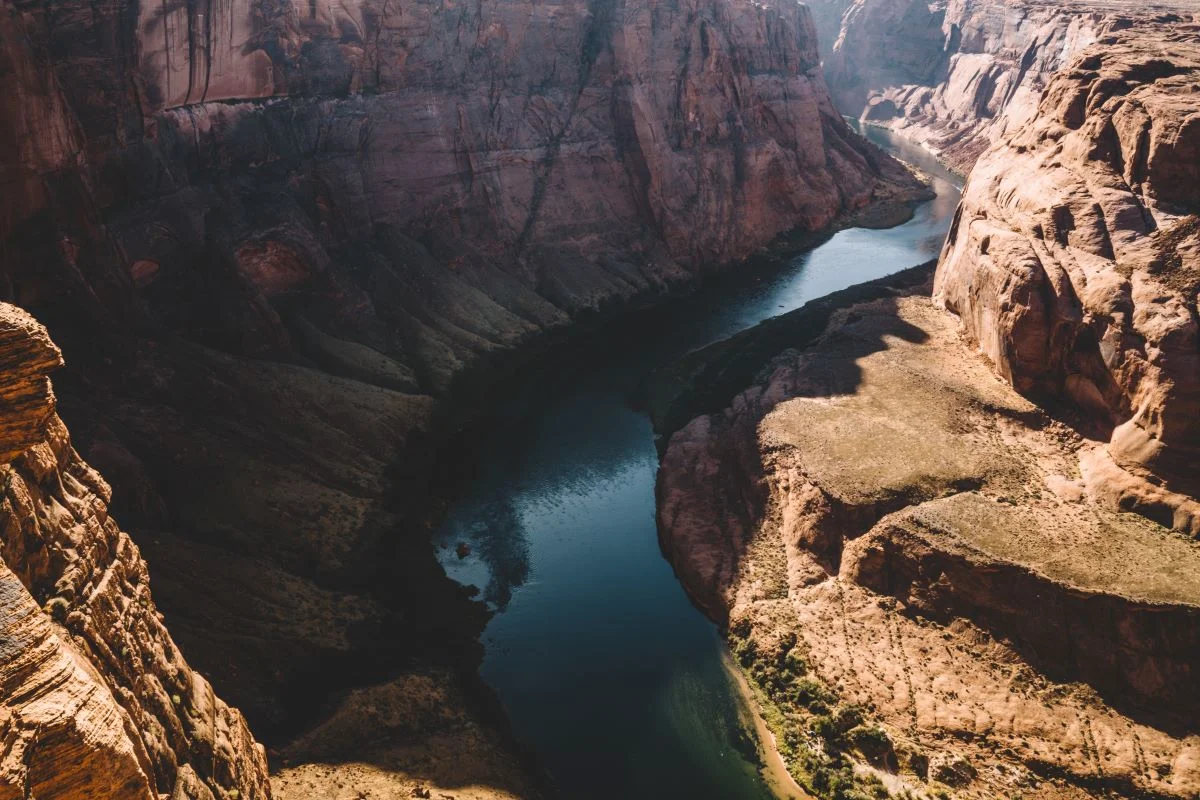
[434,125,963,798]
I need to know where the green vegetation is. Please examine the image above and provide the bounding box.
[848,725,895,766]
[43,596,70,621]
[727,619,908,800]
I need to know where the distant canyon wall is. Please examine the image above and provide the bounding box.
[3,0,898,345]
[813,0,1195,172]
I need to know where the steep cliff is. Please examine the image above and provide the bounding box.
[0,303,269,800]
[936,23,1200,532]
[655,23,1200,800]
[657,285,1200,800]
[817,0,1196,173]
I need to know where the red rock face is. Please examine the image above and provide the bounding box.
[936,24,1200,529]
[0,303,270,800]
[656,289,1200,799]
[816,0,1197,173]
[3,0,894,341]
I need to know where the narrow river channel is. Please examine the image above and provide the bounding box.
[435,125,964,798]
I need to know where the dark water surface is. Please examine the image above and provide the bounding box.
[434,126,963,799]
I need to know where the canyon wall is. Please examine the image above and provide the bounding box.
[0,0,917,751]
[0,303,269,800]
[936,22,1200,532]
[4,0,905,336]
[815,0,1195,172]
[656,21,1200,800]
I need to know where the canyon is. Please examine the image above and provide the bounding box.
[657,13,1200,800]
[0,0,1197,798]
[0,0,920,795]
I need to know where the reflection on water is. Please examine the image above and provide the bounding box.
[434,124,963,798]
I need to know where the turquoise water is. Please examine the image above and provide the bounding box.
[435,125,963,798]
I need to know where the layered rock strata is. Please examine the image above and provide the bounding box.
[814,0,1197,172]
[936,25,1200,534]
[657,290,1200,799]
[0,303,269,799]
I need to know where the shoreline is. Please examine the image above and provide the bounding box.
[721,648,815,800]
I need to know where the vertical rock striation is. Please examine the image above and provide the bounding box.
[4,0,906,338]
[0,303,269,800]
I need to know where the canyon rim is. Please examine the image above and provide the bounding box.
[0,0,1198,799]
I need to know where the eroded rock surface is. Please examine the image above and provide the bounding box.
[0,303,269,800]
[936,25,1200,533]
[656,24,1200,798]
[814,0,1197,172]
[657,292,1200,799]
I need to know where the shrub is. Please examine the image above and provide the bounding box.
[733,636,758,667]
[811,764,882,800]
[793,678,838,712]
[784,648,809,676]
[43,596,70,621]
[830,704,865,735]
[730,617,752,639]
[848,725,895,766]
[813,714,839,745]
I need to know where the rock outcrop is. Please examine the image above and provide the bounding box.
[0,303,269,800]
[656,24,1200,800]
[936,24,1200,533]
[657,288,1200,800]
[815,0,1197,173]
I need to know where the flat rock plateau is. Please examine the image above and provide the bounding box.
[657,16,1200,800]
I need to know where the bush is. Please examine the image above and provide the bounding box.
[733,636,758,667]
[783,648,809,676]
[813,714,839,745]
[848,725,894,766]
[794,678,838,712]
[43,596,70,621]
[831,704,865,735]
[810,764,883,800]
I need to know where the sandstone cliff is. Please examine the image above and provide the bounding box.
[655,23,1200,800]
[815,0,1197,173]
[936,23,1200,534]
[0,303,269,800]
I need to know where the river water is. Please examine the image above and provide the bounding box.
[435,125,963,798]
